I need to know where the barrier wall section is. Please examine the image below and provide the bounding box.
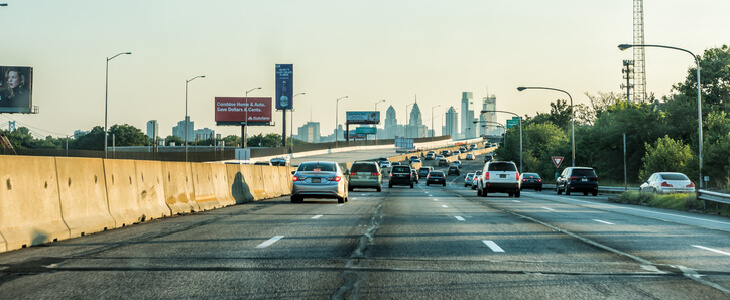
[134,160,172,219]
[190,162,222,210]
[104,159,144,226]
[161,161,200,214]
[211,163,236,206]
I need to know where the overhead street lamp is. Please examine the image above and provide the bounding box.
[243,87,262,149]
[373,99,385,141]
[0,4,7,6]
[431,105,441,138]
[185,75,205,162]
[517,86,575,167]
[619,43,704,188]
[480,110,522,173]
[104,51,132,159]
[335,96,348,146]
[290,92,306,153]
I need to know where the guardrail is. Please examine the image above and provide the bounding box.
[542,184,637,193]
[698,189,730,205]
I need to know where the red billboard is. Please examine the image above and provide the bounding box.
[215,97,272,125]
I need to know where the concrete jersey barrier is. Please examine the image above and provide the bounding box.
[225,163,255,203]
[104,159,145,226]
[134,160,172,220]
[211,163,236,206]
[190,162,222,211]
[161,161,200,214]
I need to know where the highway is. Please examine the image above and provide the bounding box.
[1,156,730,299]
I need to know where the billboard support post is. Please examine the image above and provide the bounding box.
[242,87,262,148]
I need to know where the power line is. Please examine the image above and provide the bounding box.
[0,115,73,137]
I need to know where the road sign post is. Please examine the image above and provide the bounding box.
[552,156,564,180]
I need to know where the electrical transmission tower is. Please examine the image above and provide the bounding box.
[633,0,647,103]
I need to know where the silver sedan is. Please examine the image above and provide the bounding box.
[291,161,349,203]
[639,172,695,194]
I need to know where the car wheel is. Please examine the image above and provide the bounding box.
[557,186,562,195]
[388,183,392,188]
[377,187,382,192]
[427,182,430,186]
[410,183,414,188]
[465,184,468,187]
[348,186,353,192]
[443,183,446,186]
[592,191,598,196]
[565,186,571,195]
[515,190,520,198]
[477,188,482,196]
[471,185,476,190]
[508,192,513,197]
[290,196,299,203]
[338,197,345,204]
[583,191,588,196]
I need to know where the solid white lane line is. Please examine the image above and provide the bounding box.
[541,207,555,211]
[256,236,284,248]
[455,216,465,221]
[594,219,614,225]
[312,215,323,219]
[441,205,449,208]
[483,240,505,253]
[692,245,730,256]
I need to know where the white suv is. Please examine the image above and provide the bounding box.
[477,161,520,197]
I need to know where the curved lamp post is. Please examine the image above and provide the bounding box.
[619,43,704,188]
[185,75,205,162]
[517,86,575,167]
[243,87,262,148]
[104,51,132,159]
[480,110,522,173]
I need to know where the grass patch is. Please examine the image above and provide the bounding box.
[616,190,717,213]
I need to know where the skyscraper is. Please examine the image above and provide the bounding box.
[384,106,398,139]
[146,120,158,143]
[480,95,496,136]
[444,107,458,137]
[173,116,194,141]
[408,102,426,138]
[460,92,473,138]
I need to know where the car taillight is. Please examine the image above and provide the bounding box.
[389,172,393,177]
[350,172,357,175]
[485,172,489,180]
[538,179,542,182]
[660,181,673,187]
[687,182,695,188]
[327,176,342,182]
[293,176,307,181]
[569,176,578,181]
[516,173,520,181]
[372,172,380,176]
[522,179,527,182]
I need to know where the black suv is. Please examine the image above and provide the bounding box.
[556,167,598,196]
[389,165,413,188]
[447,165,460,176]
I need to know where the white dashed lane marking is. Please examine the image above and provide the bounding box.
[541,207,555,211]
[455,216,465,221]
[693,245,730,256]
[312,215,323,219]
[256,236,284,248]
[593,219,614,225]
[441,205,449,208]
[483,240,505,253]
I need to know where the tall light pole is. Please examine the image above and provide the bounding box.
[480,110,522,173]
[290,92,306,153]
[431,105,441,138]
[619,43,704,188]
[335,96,348,146]
[517,86,575,167]
[104,51,132,159]
[185,75,205,162]
[243,87,261,149]
[374,99,385,140]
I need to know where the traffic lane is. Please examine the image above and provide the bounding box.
[363,183,726,298]
[459,189,730,292]
[290,149,399,165]
[0,194,384,299]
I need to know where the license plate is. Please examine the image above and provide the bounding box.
[499,174,506,178]
[312,178,321,183]
[582,178,588,182]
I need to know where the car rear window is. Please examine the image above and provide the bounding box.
[572,168,596,177]
[523,173,540,178]
[298,162,336,172]
[660,173,689,180]
[419,167,430,171]
[430,171,445,176]
[351,163,377,173]
[392,166,410,173]
[488,162,517,171]
[449,166,458,170]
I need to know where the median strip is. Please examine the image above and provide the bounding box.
[256,236,284,248]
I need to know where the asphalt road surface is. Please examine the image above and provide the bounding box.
[2,156,730,299]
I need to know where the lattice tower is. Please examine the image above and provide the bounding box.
[633,0,647,103]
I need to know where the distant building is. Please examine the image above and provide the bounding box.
[74,130,89,139]
[172,116,194,141]
[146,120,159,142]
[407,102,427,138]
[480,95,497,136]
[384,106,398,139]
[194,128,215,141]
[296,122,321,143]
[444,107,458,137]
[460,92,474,139]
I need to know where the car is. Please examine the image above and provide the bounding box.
[270,157,290,166]
[424,153,435,160]
[465,173,475,187]
[427,170,446,186]
[438,158,449,167]
[418,166,433,178]
[377,157,389,165]
[391,162,401,166]
[471,174,479,189]
[410,168,419,183]
[452,160,462,168]
[447,165,460,176]
[465,154,475,160]
[484,155,493,163]
[520,172,543,191]
[459,147,467,152]
[291,161,348,203]
[380,161,391,169]
[427,150,436,155]
[409,155,419,162]
[254,161,272,166]
[477,161,520,197]
[452,150,461,156]
[389,165,414,188]
[410,158,422,164]
[441,150,451,157]
[639,172,695,194]
[348,161,382,192]
[470,144,478,151]
[556,167,599,196]
[435,155,445,160]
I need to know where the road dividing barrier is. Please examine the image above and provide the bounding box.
[190,162,222,211]
[269,166,284,197]
[226,163,255,203]
[161,161,200,214]
[211,163,235,206]
[134,160,172,220]
[55,157,117,238]
[0,155,70,252]
[103,159,144,226]
[261,166,279,198]
[243,164,267,200]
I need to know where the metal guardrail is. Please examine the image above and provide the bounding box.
[698,189,730,205]
[543,184,637,193]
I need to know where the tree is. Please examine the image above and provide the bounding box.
[672,44,730,111]
[164,135,184,146]
[247,133,282,147]
[108,124,149,146]
[222,135,240,147]
[71,126,105,150]
[639,136,695,181]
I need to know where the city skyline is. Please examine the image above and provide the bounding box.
[1,1,728,140]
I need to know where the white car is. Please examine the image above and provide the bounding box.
[639,172,695,194]
[465,153,475,160]
[477,161,520,197]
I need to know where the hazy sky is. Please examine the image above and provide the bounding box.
[1,0,728,139]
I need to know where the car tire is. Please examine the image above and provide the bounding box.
[377,187,382,192]
[348,186,353,192]
[427,182,430,186]
[410,183,414,188]
[557,186,562,195]
[477,188,482,196]
[515,190,520,198]
[471,185,476,190]
[465,184,468,187]
[565,186,571,195]
[389,183,393,188]
[592,191,598,196]
[338,197,345,204]
[508,192,513,197]
[290,196,299,203]
[442,183,446,186]
[583,192,588,196]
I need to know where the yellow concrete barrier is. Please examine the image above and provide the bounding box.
[190,162,222,211]
[270,166,284,197]
[262,166,280,198]
[278,166,292,195]
[0,156,69,252]
[242,164,266,201]
[226,163,254,203]
[55,157,116,238]
[161,161,200,214]
[134,160,172,220]
[211,163,236,206]
[103,159,144,226]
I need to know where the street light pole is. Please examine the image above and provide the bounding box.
[185,75,205,162]
[618,43,704,188]
[243,87,262,149]
[104,51,131,159]
[517,86,575,167]
[374,99,385,141]
[480,110,523,173]
[291,92,306,153]
[335,96,348,146]
[431,105,441,138]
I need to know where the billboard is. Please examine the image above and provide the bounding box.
[355,127,377,134]
[275,64,293,110]
[346,111,380,124]
[0,66,33,114]
[215,97,272,126]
